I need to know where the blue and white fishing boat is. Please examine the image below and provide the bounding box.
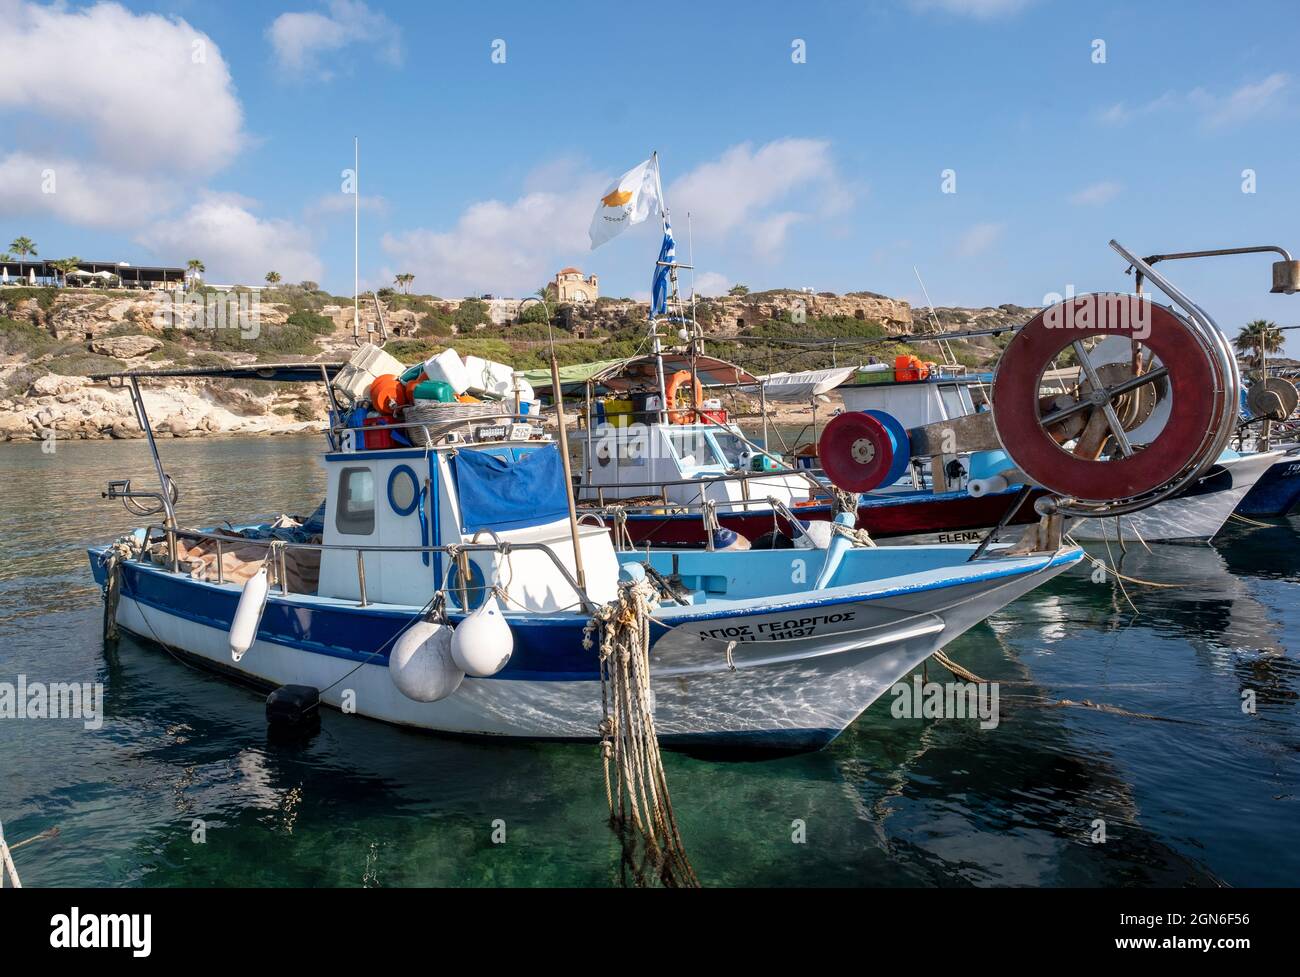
[86,363,1084,754]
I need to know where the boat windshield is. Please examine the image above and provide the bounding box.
[939,383,975,419]
[709,431,750,467]
[667,429,725,471]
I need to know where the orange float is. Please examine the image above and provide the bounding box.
[369,374,408,415]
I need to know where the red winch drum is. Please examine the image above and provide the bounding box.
[991,294,1229,502]
[819,411,897,493]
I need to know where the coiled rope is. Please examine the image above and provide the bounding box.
[99,535,141,643]
[583,579,699,888]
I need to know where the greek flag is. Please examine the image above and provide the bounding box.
[650,219,674,318]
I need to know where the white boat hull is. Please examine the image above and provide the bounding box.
[105,549,1078,752]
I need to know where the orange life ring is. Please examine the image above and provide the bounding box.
[665,370,704,425]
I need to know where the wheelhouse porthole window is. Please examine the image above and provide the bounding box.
[336,466,376,535]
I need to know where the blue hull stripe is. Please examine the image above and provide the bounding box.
[89,545,1075,681]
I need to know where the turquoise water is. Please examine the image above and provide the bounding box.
[1,435,1297,887]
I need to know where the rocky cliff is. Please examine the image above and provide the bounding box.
[0,285,1026,443]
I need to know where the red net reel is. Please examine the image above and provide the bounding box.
[992,293,1234,507]
[819,411,897,493]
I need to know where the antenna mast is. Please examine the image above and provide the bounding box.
[354,137,360,344]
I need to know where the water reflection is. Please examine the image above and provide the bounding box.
[1,437,1297,886]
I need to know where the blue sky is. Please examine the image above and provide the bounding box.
[2,0,1298,348]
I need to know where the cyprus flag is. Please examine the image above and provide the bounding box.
[588,156,662,249]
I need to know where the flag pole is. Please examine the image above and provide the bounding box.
[650,151,669,424]
[353,136,360,344]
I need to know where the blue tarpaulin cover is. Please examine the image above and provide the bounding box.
[452,444,570,533]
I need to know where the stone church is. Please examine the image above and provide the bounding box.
[554,267,598,303]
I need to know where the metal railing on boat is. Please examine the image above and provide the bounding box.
[139,523,599,613]
[583,495,823,551]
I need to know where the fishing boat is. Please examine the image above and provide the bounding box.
[85,362,1083,754]
[1230,375,1300,517]
[558,350,1277,548]
[559,241,1288,549]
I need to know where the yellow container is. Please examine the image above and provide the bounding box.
[599,398,635,429]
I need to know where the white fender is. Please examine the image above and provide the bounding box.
[968,474,1008,498]
[230,566,270,662]
[793,519,835,550]
[450,595,514,677]
[389,621,464,702]
[967,468,1027,498]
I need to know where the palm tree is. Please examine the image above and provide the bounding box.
[9,237,36,259]
[1235,319,1284,369]
[393,273,414,295]
[265,271,281,286]
[186,259,205,289]
[52,257,81,287]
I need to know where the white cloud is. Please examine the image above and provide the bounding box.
[0,1,245,173]
[380,139,845,299]
[381,172,601,298]
[137,194,322,285]
[0,152,177,228]
[692,272,732,297]
[751,212,806,261]
[954,222,1005,258]
[1192,73,1289,129]
[268,0,402,79]
[303,192,391,221]
[1068,181,1122,206]
[667,139,839,253]
[1098,75,1288,130]
[908,0,1034,18]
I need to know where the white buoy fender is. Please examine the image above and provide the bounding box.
[389,621,464,702]
[968,474,1009,498]
[450,595,514,677]
[230,566,270,662]
[793,519,836,550]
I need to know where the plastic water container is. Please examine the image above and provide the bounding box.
[332,343,408,405]
[412,379,456,402]
[423,349,471,395]
[463,355,515,398]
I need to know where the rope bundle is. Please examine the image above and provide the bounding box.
[583,579,699,888]
[99,536,141,643]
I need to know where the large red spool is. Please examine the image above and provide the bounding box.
[819,411,896,492]
[992,294,1230,503]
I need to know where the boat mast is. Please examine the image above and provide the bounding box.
[650,152,670,424]
[354,136,360,345]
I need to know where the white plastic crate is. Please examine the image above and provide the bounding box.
[332,343,407,405]
[423,348,471,395]
[463,354,516,398]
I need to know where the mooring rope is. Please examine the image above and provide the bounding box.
[930,651,1193,723]
[98,535,141,643]
[0,821,21,888]
[583,579,699,888]
[1229,511,1274,529]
